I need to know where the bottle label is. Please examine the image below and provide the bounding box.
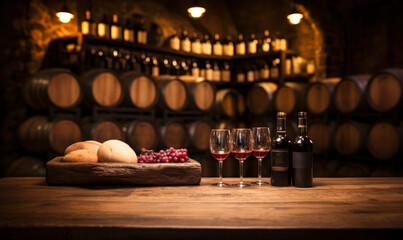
[222,70,231,82]
[213,43,223,55]
[123,29,130,41]
[271,67,279,78]
[170,37,180,50]
[98,23,106,37]
[292,152,313,169]
[260,68,269,79]
[206,69,213,81]
[111,25,120,40]
[247,70,254,82]
[248,41,257,54]
[181,39,191,52]
[271,150,289,171]
[236,42,245,55]
[262,42,270,52]
[223,43,234,56]
[192,68,200,78]
[202,42,212,55]
[237,73,245,82]
[82,21,90,35]
[213,70,221,81]
[152,66,159,77]
[192,41,201,54]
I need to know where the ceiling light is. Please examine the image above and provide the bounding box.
[287,12,303,25]
[56,2,74,23]
[187,6,206,18]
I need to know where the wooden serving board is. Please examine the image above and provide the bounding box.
[46,157,201,186]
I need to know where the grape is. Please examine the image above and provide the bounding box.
[138,147,190,163]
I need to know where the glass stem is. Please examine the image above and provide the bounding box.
[239,160,244,184]
[258,158,262,183]
[219,160,223,184]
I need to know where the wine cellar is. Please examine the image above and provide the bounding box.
[1,0,403,179]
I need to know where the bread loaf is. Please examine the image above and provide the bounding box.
[97,139,138,163]
[63,149,98,163]
[64,141,101,155]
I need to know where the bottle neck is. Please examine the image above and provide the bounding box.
[277,117,286,135]
[298,117,307,136]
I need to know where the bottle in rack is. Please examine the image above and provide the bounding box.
[140,52,151,75]
[271,58,280,79]
[191,32,202,54]
[223,35,234,56]
[123,19,135,42]
[221,62,231,82]
[169,31,180,51]
[81,10,96,35]
[180,30,191,52]
[136,18,147,44]
[97,49,108,68]
[292,112,313,188]
[213,33,223,56]
[236,65,245,83]
[161,58,172,75]
[151,56,160,78]
[97,14,110,38]
[260,62,270,80]
[236,33,246,55]
[247,33,257,54]
[112,49,123,71]
[271,112,292,186]
[205,61,213,81]
[202,34,212,55]
[180,60,190,75]
[246,63,255,82]
[171,59,180,76]
[110,14,122,40]
[262,30,271,52]
[191,59,200,78]
[213,62,221,82]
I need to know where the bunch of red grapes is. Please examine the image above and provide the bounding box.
[138,147,189,163]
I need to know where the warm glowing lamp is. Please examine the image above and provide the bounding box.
[56,3,74,23]
[187,6,206,18]
[287,12,303,25]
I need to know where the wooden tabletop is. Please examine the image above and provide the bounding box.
[1,177,403,240]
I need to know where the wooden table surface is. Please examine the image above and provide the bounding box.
[1,177,403,240]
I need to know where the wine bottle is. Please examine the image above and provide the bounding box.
[151,56,159,78]
[111,14,122,40]
[205,61,213,81]
[260,62,270,80]
[97,14,110,38]
[223,35,234,56]
[180,60,190,75]
[247,33,257,54]
[112,49,123,71]
[246,63,255,82]
[271,58,280,79]
[262,30,271,52]
[213,61,221,82]
[123,19,135,42]
[292,112,313,188]
[97,49,108,68]
[140,52,151,75]
[213,33,223,56]
[171,59,180,76]
[202,34,212,55]
[221,62,231,82]
[169,31,180,51]
[191,59,200,78]
[191,32,202,54]
[136,18,147,44]
[81,10,96,35]
[271,112,291,186]
[161,58,171,75]
[236,64,245,83]
[235,33,246,55]
[180,30,191,52]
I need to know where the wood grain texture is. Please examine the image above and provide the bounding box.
[46,157,201,186]
[1,177,403,239]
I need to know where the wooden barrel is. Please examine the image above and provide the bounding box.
[18,116,82,154]
[125,120,159,153]
[308,121,334,154]
[188,120,212,152]
[157,76,189,111]
[335,162,370,177]
[187,81,216,111]
[366,68,403,112]
[274,82,306,115]
[160,121,189,149]
[366,121,401,160]
[334,75,371,113]
[121,71,158,109]
[4,156,46,177]
[247,82,278,116]
[81,69,124,107]
[215,89,245,118]
[23,68,82,109]
[84,119,125,143]
[334,120,368,156]
[306,78,341,114]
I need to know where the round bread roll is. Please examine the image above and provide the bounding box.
[63,149,98,163]
[97,139,138,163]
[64,141,101,155]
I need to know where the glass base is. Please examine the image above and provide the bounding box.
[237,182,251,188]
[254,180,270,186]
[212,182,227,187]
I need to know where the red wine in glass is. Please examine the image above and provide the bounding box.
[212,152,230,161]
[252,149,270,159]
[232,151,252,161]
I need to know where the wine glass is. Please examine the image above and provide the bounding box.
[210,129,231,187]
[231,128,252,188]
[252,127,271,185]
